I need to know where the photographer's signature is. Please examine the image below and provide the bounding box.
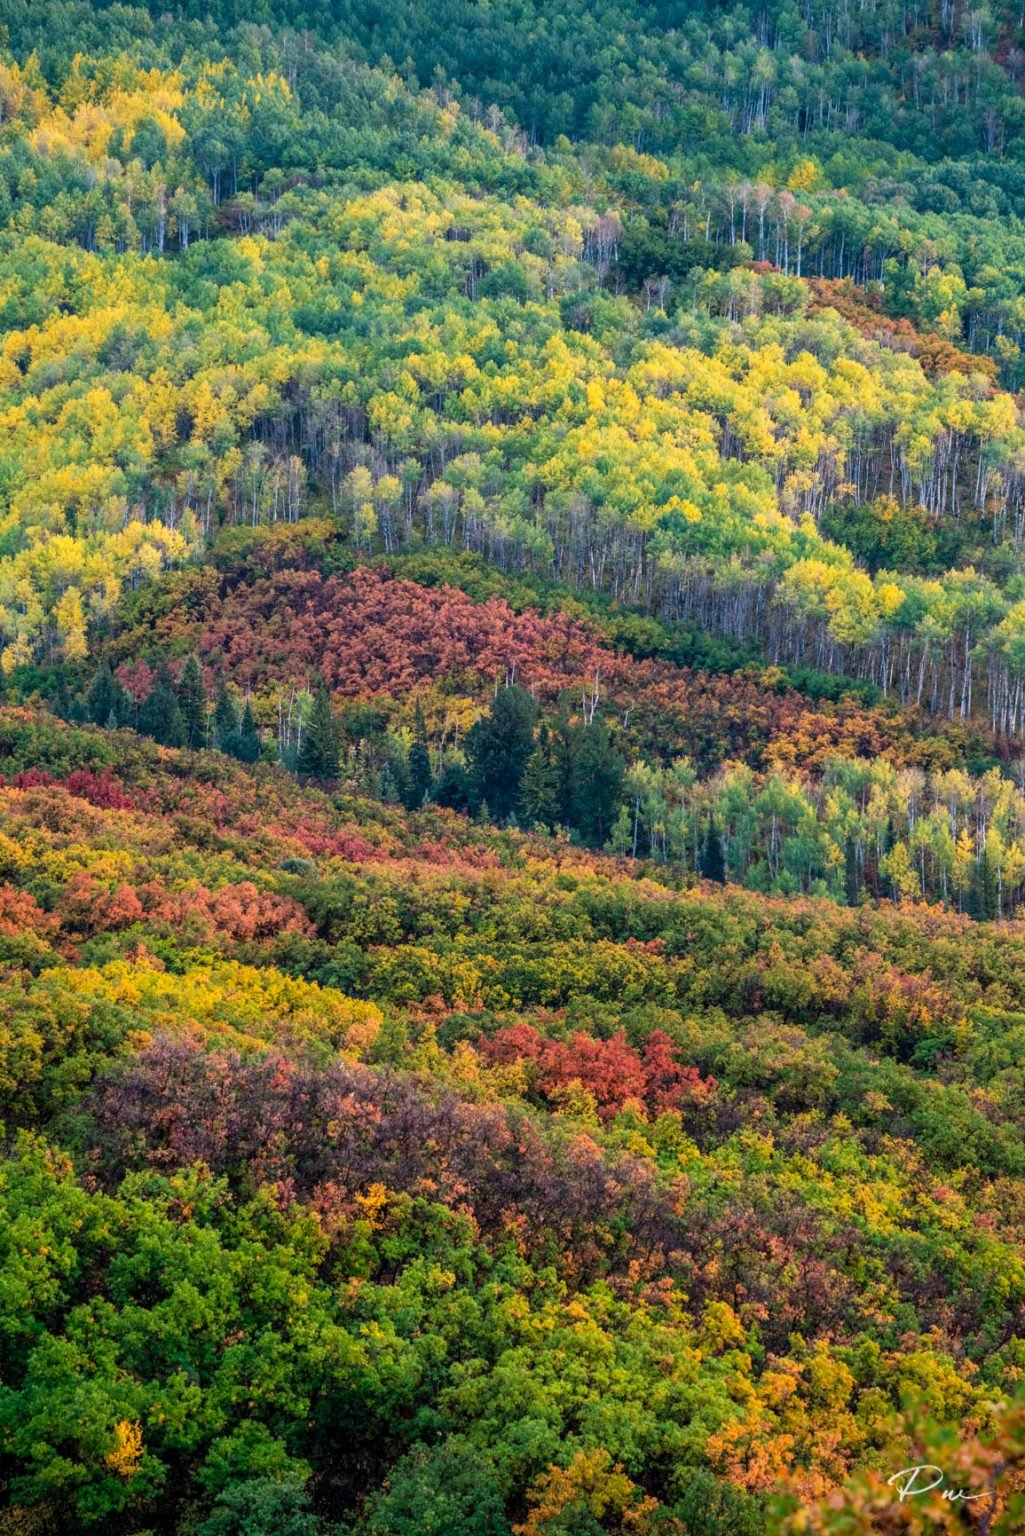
[888,1465,991,1504]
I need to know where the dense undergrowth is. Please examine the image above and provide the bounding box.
[5,0,1025,1531]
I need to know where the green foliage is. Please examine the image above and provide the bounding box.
[519,722,559,830]
[466,684,538,822]
[297,687,340,780]
[139,665,186,748]
[4,2,1025,1532]
[359,1443,511,1536]
[214,673,241,751]
[405,703,432,810]
[178,654,208,749]
[198,1479,321,1536]
[236,701,261,764]
[86,659,129,729]
[571,717,625,847]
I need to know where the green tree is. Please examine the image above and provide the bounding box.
[970,843,999,921]
[570,716,624,845]
[519,721,559,829]
[236,701,261,764]
[297,685,340,779]
[361,1442,511,1536]
[177,654,207,749]
[433,759,474,813]
[199,1478,319,1536]
[52,674,73,723]
[214,674,240,753]
[86,659,127,728]
[406,702,433,809]
[139,664,186,748]
[466,684,538,822]
[701,818,726,883]
[552,710,578,827]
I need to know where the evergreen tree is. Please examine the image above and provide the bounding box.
[700,817,726,883]
[519,722,559,829]
[213,674,240,753]
[139,664,186,748]
[552,709,577,827]
[406,701,433,808]
[466,683,538,822]
[86,659,125,727]
[236,701,261,763]
[379,760,402,805]
[570,715,624,845]
[177,654,207,749]
[433,759,474,813]
[297,685,339,779]
[51,674,73,723]
[970,846,999,921]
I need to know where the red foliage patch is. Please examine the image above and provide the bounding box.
[481,1023,716,1118]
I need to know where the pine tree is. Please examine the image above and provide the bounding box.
[433,759,474,813]
[52,675,73,722]
[177,654,207,749]
[86,659,122,727]
[297,685,339,779]
[236,701,261,763]
[519,722,559,829]
[700,818,726,883]
[844,838,860,907]
[552,711,578,828]
[213,675,240,753]
[379,760,401,805]
[570,716,624,845]
[969,845,999,921]
[466,683,538,822]
[139,664,186,748]
[406,701,433,809]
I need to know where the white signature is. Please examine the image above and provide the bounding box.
[887,1465,989,1503]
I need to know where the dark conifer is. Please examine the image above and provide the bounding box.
[177,655,207,749]
[406,701,433,808]
[519,721,559,829]
[466,683,537,822]
[213,675,240,754]
[140,664,186,748]
[297,685,339,779]
[570,715,624,845]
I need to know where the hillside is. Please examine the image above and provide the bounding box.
[3,1,1025,1533]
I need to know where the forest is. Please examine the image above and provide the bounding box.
[3,0,1025,1531]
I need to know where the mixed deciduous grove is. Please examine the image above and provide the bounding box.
[3,0,1025,1532]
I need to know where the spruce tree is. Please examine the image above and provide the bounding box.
[433,759,473,813]
[379,760,401,805]
[552,710,577,827]
[700,818,726,883]
[570,715,624,845]
[177,654,207,749]
[844,839,860,907]
[213,675,240,753]
[236,701,261,763]
[466,683,538,822]
[139,664,186,748]
[519,722,559,829]
[52,675,73,723]
[297,685,339,779]
[406,702,433,808]
[970,846,999,921]
[86,659,121,727]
